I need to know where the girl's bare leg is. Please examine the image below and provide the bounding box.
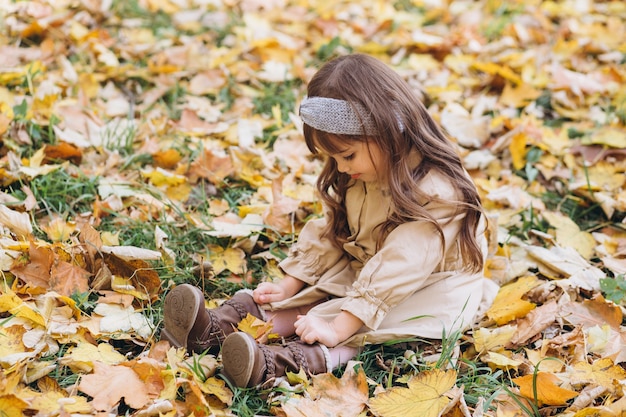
[266,303,319,337]
[329,345,359,368]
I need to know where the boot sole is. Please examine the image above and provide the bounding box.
[161,284,203,349]
[221,332,256,388]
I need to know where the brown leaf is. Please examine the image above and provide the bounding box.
[103,253,161,301]
[282,362,368,417]
[508,299,558,348]
[49,260,90,296]
[11,242,53,290]
[187,147,234,184]
[559,294,622,329]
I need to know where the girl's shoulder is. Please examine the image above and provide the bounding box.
[417,168,458,201]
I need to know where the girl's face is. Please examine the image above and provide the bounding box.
[327,140,384,183]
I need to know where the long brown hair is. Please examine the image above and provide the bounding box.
[302,54,485,273]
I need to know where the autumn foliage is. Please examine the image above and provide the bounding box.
[0,0,625,416]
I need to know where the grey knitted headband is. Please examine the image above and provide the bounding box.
[299,96,404,136]
[299,96,377,135]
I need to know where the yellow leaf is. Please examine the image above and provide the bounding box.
[542,211,596,259]
[509,132,528,171]
[208,245,246,275]
[482,351,523,370]
[486,276,540,325]
[584,161,626,192]
[237,313,275,341]
[369,369,456,417]
[512,372,578,406]
[199,376,233,405]
[583,127,626,148]
[568,358,626,395]
[0,326,28,360]
[0,395,29,417]
[500,82,542,108]
[141,167,186,187]
[165,182,192,202]
[0,291,45,326]
[473,325,516,353]
[60,342,126,373]
[470,62,522,84]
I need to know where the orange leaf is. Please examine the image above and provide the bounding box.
[512,372,578,406]
[43,142,82,165]
[152,148,182,169]
[78,361,150,411]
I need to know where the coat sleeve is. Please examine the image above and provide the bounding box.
[278,217,347,285]
[341,202,469,330]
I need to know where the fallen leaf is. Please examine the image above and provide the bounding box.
[567,358,626,395]
[486,276,540,325]
[369,369,457,417]
[282,361,368,417]
[512,372,578,406]
[78,361,150,411]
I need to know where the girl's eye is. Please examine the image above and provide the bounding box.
[343,153,355,161]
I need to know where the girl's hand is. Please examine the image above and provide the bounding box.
[294,314,341,347]
[252,282,289,304]
[253,275,306,305]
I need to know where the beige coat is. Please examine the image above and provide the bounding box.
[265,168,495,347]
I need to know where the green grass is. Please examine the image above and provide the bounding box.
[11,169,99,217]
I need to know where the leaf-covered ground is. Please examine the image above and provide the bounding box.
[0,0,625,416]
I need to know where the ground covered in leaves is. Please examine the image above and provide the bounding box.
[0,0,625,416]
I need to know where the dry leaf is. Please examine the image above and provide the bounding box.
[486,276,540,325]
[78,361,150,411]
[512,372,578,406]
[369,369,457,417]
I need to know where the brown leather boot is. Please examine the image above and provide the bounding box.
[221,332,330,388]
[161,284,263,354]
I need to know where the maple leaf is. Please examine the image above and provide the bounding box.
[567,358,626,395]
[282,361,368,417]
[208,244,247,275]
[78,361,150,411]
[237,313,276,341]
[187,147,235,184]
[512,372,578,406]
[10,241,53,290]
[49,259,90,297]
[369,369,457,417]
[60,342,126,373]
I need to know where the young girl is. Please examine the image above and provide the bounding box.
[162,53,495,388]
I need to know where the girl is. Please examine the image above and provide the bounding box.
[162,53,496,388]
